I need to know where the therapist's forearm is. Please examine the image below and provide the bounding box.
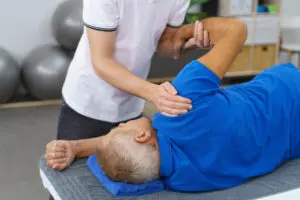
[92,58,157,102]
[157,38,176,58]
[157,25,190,59]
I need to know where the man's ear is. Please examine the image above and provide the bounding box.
[135,131,151,143]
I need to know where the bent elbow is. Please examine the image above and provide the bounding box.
[90,57,109,77]
[239,22,248,42]
[233,19,248,42]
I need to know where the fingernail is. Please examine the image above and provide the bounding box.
[189,105,192,109]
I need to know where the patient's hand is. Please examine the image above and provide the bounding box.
[45,140,75,171]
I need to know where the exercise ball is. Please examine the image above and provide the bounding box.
[52,0,83,51]
[0,48,20,103]
[21,45,71,100]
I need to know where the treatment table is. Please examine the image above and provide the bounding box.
[40,157,300,200]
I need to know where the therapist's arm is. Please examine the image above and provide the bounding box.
[156,25,210,59]
[174,17,247,79]
[86,28,192,116]
[87,29,154,101]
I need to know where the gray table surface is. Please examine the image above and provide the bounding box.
[40,157,300,200]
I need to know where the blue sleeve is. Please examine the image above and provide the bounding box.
[172,60,221,100]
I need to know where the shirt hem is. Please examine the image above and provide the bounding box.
[62,93,143,123]
[83,22,117,32]
[167,23,182,28]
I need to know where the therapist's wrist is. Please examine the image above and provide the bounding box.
[177,23,195,41]
[143,83,159,103]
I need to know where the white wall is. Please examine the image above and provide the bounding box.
[0,0,66,63]
[280,0,300,17]
[279,0,300,67]
[0,0,298,66]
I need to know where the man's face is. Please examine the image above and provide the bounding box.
[101,118,159,149]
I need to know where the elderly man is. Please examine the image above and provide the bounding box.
[45,17,300,192]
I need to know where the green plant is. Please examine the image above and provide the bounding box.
[185,0,211,24]
[189,0,210,8]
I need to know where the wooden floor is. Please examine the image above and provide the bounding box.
[0,99,158,120]
[0,100,62,110]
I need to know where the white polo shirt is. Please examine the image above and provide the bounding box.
[62,0,190,122]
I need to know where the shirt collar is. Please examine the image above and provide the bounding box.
[157,133,173,177]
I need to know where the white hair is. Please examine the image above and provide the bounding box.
[97,132,160,184]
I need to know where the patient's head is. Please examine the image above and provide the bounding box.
[96,118,160,184]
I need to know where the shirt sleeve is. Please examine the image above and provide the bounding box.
[167,0,190,28]
[83,0,120,31]
[172,60,221,100]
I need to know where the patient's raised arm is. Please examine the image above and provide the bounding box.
[175,17,247,79]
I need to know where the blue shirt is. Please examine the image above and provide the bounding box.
[152,61,300,192]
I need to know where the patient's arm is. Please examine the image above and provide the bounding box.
[45,137,102,170]
[72,137,103,159]
[69,117,155,159]
[175,17,247,79]
[45,117,154,171]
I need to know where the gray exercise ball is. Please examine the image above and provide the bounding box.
[0,48,20,103]
[52,0,83,51]
[21,45,71,100]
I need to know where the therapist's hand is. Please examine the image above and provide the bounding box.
[184,21,211,50]
[45,140,75,171]
[150,82,192,116]
[173,21,211,59]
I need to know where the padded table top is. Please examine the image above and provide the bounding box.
[39,157,300,200]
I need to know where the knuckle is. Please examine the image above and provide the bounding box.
[47,141,54,148]
[163,95,170,101]
[47,160,53,166]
